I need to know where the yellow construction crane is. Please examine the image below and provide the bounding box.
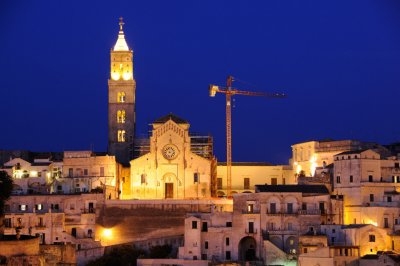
[209,75,286,197]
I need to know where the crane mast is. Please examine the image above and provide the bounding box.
[209,76,286,197]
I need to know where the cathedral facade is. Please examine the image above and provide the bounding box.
[130,114,213,199]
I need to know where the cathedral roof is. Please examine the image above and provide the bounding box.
[153,113,188,124]
[113,18,130,51]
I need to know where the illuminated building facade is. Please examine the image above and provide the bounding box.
[291,140,384,177]
[108,18,136,165]
[129,114,213,199]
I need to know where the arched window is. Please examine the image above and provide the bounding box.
[117,92,126,103]
[117,130,126,142]
[117,110,126,123]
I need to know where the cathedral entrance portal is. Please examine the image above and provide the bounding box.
[165,183,174,199]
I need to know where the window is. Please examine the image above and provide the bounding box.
[248,222,254,233]
[271,178,277,185]
[84,169,88,176]
[88,229,93,238]
[68,168,73,177]
[205,241,208,249]
[201,254,207,260]
[202,222,208,232]
[51,204,59,210]
[117,92,126,103]
[192,221,198,229]
[270,203,276,214]
[118,130,126,142]
[217,178,223,189]
[336,176,341,183]
[247,203,254,213]
[193,256,197,260]
[288,222,293,231]
[244,178,250,189]
[226,237,230,246]
[370,194,374,202]
[369,235,375,242]
[303,248,308,253]
[35,204,42,211]
[38,217,44,227]
[4,218,12,228]
[319,202,325,214]
[369,175,373,182]
[332,229,336,233]
[117,110,126,123]
[331,237,335,243]
[388,196,392,202]
[19,204,27,211]
[384,217,389,228]
[225,251,231,260]
[349,175,353,183]
[141,174,146,184]
[289,239,294,245]
[70,203,75,210]
[287,203,293,214]
[226,222,232,227]
[395,163,399,168]
[194,173,199,183]
[302,203,307,210]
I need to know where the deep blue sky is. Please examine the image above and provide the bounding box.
[1,1,400,164]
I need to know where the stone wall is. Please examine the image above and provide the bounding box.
[40,244,76,265]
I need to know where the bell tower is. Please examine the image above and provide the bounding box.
[108,17,136,165]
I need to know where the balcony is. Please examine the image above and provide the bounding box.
[245,229,258,234]
[366,202,400,207]
[242,210,260,214]
[298,209,323,215]
[266,210,298,216]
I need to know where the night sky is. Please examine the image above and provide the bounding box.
[1,1,400,164]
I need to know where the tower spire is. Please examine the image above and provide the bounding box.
[119,17,124,31]
[113,17,129,51]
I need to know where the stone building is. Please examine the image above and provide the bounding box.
[291,139,385,177]
[216,162,294,197]
[129,114,213,199]
[1,194,104,265]
[177,184,342,265]
[60,151,119,198]
[108,18,136,165]
[333,149,400,227]
[0,155,62,195]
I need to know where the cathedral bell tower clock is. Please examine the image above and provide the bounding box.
[108,17,136,165]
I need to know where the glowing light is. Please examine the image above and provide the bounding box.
[30,171,38,177]
[296,164,302,174]
[111,72,120,80]
[310,154,317,176]
[103,229,112,238]
[122,72,132,80]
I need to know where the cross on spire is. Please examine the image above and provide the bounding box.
[119,17,124,31]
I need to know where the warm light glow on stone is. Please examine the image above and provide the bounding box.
[103,229,112,238]
[111,72,120,80]
[122,72,132,80]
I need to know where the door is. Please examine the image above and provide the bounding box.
[165,183,173,199]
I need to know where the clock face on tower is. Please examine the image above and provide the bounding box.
[162,144,179,160]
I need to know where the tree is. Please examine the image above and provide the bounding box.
[0,171,13,216]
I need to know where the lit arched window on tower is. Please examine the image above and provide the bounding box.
[117,110,126,123]
[118,92,126,103]
[117,130,126,142]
